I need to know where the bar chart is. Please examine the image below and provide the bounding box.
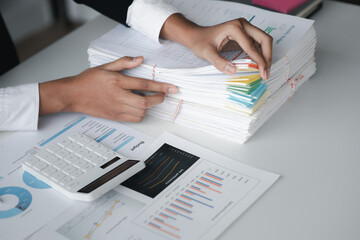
[133,160,261,239]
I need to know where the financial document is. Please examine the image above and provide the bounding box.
[0,113,153,240]
[32,132,279,240]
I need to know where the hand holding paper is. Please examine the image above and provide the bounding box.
[39,57,178,122]
[160,13,272,79]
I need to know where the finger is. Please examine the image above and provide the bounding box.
[202,45,236,75]
[122,91,166,109]
[99,56,144,72]
[230,22,268,79]
[241,21,273,76]
[118,75,178,94]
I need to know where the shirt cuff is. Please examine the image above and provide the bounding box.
[126,0,179,43]
[0,83,39,131]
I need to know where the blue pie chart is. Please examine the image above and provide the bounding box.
[23,171,51,189]
[0,186,32,219]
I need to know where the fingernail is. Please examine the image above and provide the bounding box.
[267,68,271,79]
[133,56,142,61]
[224,63,236,75]
[261,66,267,80]
[168,87,178,94]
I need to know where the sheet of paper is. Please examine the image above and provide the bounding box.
[90,0,313,69]
[0,113,153,240]
[32,132,279,240]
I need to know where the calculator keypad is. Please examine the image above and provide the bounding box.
[23,133,120,189]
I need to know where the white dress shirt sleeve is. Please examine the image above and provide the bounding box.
[126,0,179,43]
[0,83,39,131]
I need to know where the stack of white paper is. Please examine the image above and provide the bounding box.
[88,0,316,143]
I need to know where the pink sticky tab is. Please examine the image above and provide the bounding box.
[252,0,310,14]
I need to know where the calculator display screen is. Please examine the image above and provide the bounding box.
[78,160,139,193]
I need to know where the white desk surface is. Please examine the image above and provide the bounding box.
[1,1,360,239]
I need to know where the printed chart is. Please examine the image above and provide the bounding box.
[133,160,261,239]
[0,186,32,219]
[56,190,145,240]
[22,172,51,189]
[122,144,200,198]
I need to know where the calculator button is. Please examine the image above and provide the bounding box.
[66,142,81,152]
[57,138,72,147]
[75,148,90,157]
[77,137,91,145]
[73,159,87,168]
[85,142,101,151]
[36,151,59,164]
[103,151,117,160]
[23,156,39,166]
[33,161,48,171]
[53,160,68,169]
[59,176,73,185]
[71,170,84,178]
[46,144,61,153]
[62,165,77,175]
[81,163,94,172]
[92,157,106,166]
[51,172,66,182]
[42,166,57,176]
[64,153,79,163]
[95,146,109,156]
[68,133,82,141]
[56,149,70,158]
[84,152,99,162]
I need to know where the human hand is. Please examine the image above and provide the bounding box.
[39,56,178,122]
[161,14,272,80]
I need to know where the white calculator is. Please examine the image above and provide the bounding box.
[22,132,145,202]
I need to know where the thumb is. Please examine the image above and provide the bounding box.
[99,56,144,71]
[204,48,236,75]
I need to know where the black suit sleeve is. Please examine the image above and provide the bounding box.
[74,0,134,25]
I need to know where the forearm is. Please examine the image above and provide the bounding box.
[39,77,73,116]
[160,13,201,49]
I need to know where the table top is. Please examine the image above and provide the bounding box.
[1,1,359,239]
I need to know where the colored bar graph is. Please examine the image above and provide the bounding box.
[164,208,193,221]
[195,181,222,194]
[180,194,214,208]
[190,185,206,194]
[185,190,212,201]
[175,199,193,208]
[160,212,176,220]
[154,217,180,231]
[170,203,192,214]
[148,222,181,239]
[205,172,224,181]
[199,177,222,187]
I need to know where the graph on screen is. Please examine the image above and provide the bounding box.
[122,144,200,198]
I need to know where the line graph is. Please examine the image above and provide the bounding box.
[122,144,199,198]
[56,191,144,240]
[84,199,119,239]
